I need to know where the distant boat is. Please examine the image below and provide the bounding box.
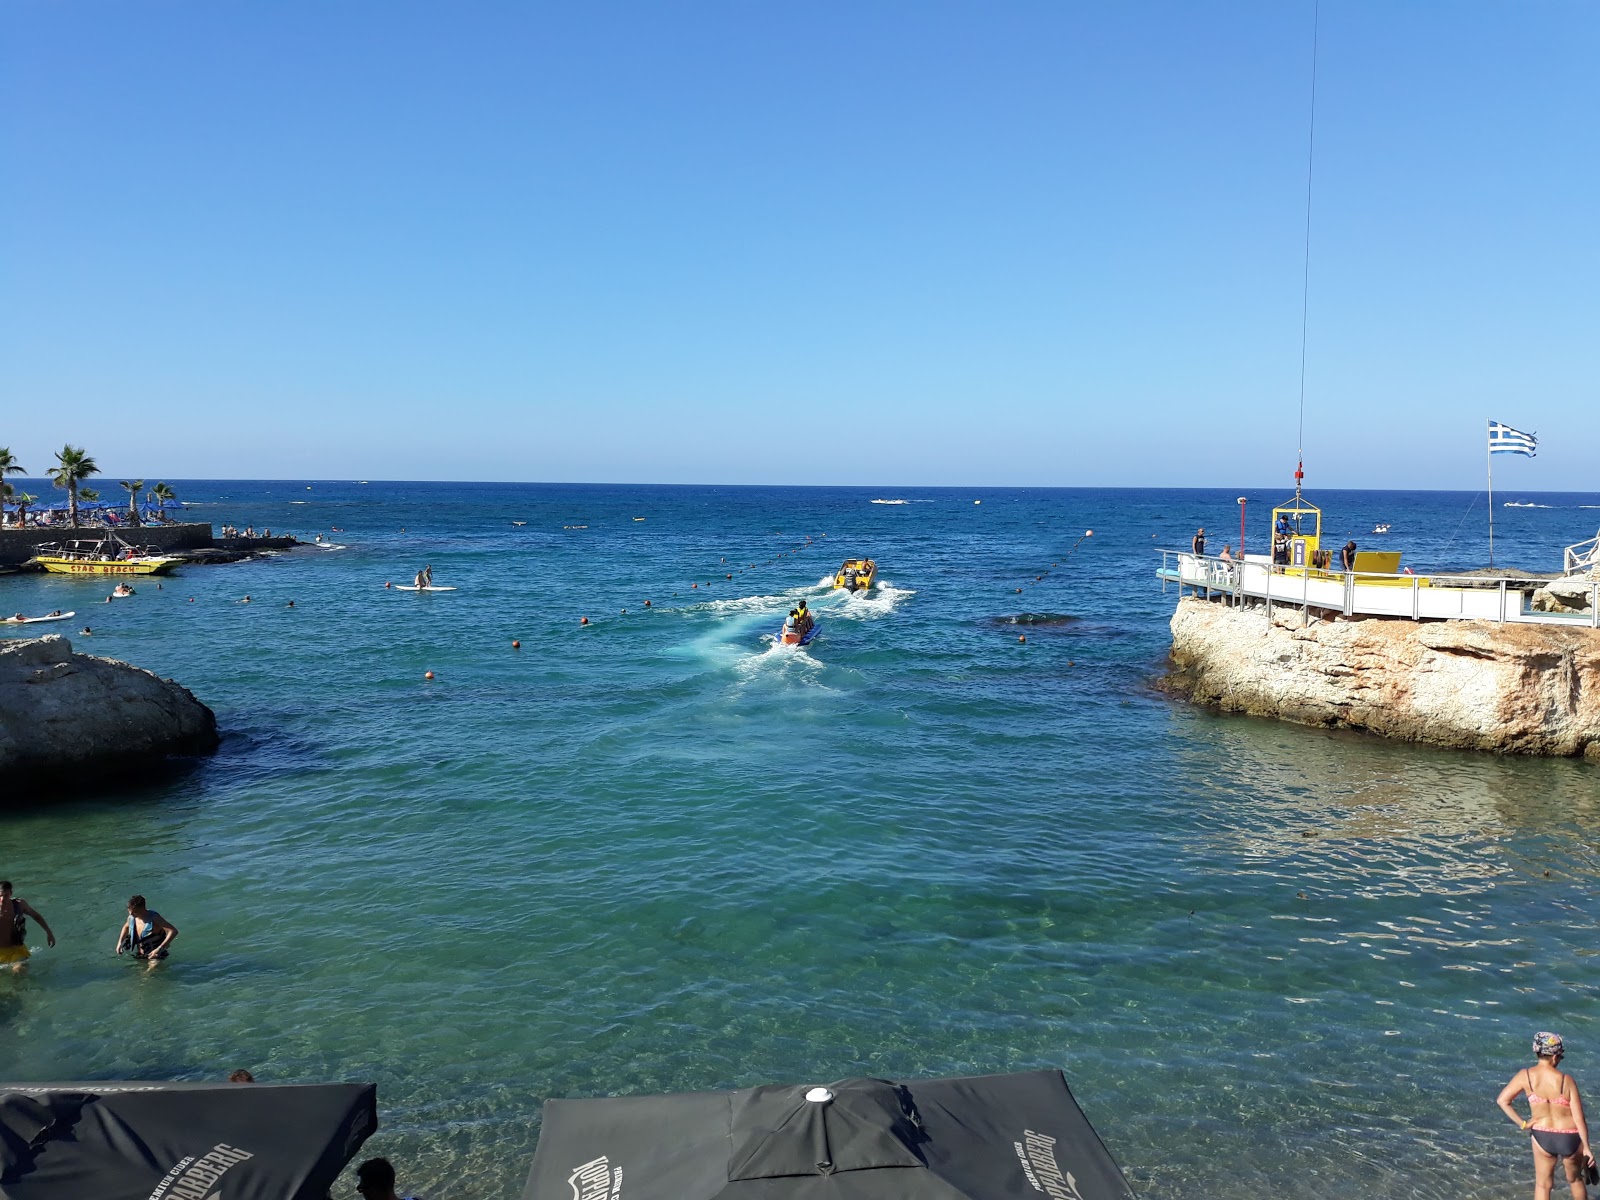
[511,521,526,526]
[1372,523,1391,534]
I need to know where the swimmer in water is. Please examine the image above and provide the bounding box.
[80,626,92,635]
[240,595,251,604]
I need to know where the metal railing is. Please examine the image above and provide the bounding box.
[1564,530,1600,577]
[1157,549,1600,628]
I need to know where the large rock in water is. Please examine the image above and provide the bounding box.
[1164,597,1600,759]
[0,636,219,782]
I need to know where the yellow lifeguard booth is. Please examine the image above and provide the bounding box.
[1271,496,1322,573]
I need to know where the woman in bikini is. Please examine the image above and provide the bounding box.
[1498,1032,1595,1200]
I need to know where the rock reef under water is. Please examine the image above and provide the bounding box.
[1163,597,1600,759]
[0,635,219,785]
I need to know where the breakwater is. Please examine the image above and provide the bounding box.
[1164,595,1600,758]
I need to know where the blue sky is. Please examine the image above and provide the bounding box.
[2,1,1594,487]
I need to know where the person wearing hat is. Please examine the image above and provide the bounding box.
[1192,528,1206,556]
[1497,1031,1595,1199]
[1340,540,1358,572]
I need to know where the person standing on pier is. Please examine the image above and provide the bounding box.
[1192,528,1206,556]
[1341,540,1358,572]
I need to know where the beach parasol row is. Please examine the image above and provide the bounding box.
[0,1070,1133,1200]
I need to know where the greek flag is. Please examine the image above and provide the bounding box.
[1488,420,1537,457]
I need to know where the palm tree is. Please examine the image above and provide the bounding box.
[47,445,100,528]
[120,479,145,527]
[0,447,24,483]
[48,444,99,528]
[151,482,177,521]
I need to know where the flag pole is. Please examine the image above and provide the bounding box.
[1487,419,1495,568]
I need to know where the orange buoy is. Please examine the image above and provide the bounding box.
[512,640,521,649]
[1019,635,1026,643]
[692,583,698,589]
[424,670,435,680]
[644,600,651,607]
[580,616,589,625]
[1015,588,1022,594]
[726,573,732,579]
[1068,660,1075,666]
[385,581,392,588]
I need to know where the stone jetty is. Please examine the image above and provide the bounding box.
[0,636,219,784]
[1164,597,1600,759]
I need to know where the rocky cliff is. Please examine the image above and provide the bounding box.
[1164,597,1600,759]
[0,636,219,784]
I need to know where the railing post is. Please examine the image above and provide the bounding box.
[1593,583,1598,629]
[1265,562,1272,620]
[1499,579,1507,623]
[1344,570,1354,616]
[1412,575,1420,619]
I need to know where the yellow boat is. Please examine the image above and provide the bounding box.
[832,558,877,592]
[31,535,181,576]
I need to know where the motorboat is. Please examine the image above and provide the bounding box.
[832,558,877,592]
[1372,523,1391,534]
[30,533,180,576]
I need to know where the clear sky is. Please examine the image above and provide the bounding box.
[2,1,1595,488]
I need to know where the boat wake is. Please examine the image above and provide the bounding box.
[870,498,931,504]
[831,581,913,618]
[1503,502,1552,508]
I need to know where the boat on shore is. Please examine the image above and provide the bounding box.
[30,534,181,576]
[832,558,876,591]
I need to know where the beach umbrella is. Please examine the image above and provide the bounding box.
[0,1080,378,1200]
[523,1069,1134,1200]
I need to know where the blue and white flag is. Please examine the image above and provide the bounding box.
[1488,420,1537,457]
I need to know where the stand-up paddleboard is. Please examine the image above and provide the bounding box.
[1,611,76,625]
[394,585,458,592]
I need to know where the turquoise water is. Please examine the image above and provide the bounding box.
[3,483,1599,1199]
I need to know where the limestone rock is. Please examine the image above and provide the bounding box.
[0,636,219,785]
[1163,598,1600,756]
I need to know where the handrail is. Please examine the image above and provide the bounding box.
[1564,531,1600,577]
[1155,549,1550,590]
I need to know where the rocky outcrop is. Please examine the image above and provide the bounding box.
[0,636,219,783]
[1164,598,1600,758]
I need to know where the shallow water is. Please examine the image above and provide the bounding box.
[3,483,1599,1199]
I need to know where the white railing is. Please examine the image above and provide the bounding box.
[1564,530,1600,577]
[1157,550,1600,628]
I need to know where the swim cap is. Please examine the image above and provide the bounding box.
[1534,1032,1564,1058]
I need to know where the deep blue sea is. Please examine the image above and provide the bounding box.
[3,482,1599,1199]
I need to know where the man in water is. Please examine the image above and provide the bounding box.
[0,880,57,973]
[114,894,178,964]
[356,1157,423,1200]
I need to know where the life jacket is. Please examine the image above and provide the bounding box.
[126,913,168,958]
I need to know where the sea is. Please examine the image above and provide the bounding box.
[2,482,1598,1199]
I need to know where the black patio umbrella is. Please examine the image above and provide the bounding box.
[0,1080,378,1200]
[523,1068,1134,1200]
